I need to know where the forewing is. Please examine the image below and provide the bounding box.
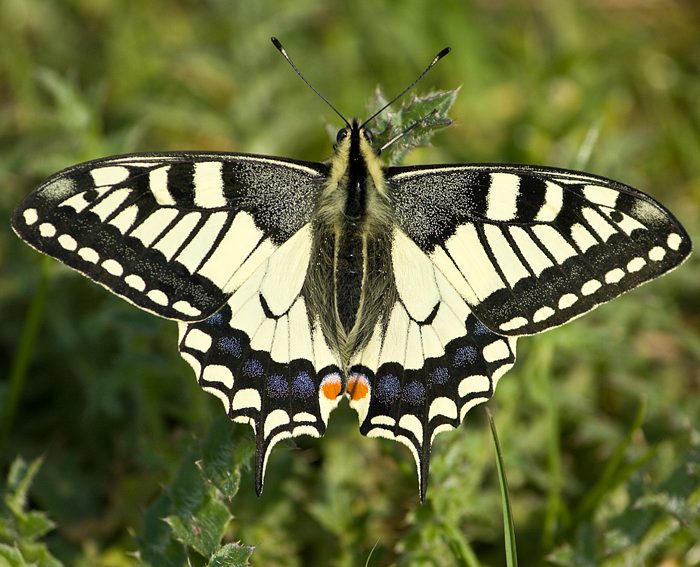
[178,225,343,494]
[12,152,326,321]
[387,164,691,335]
[347,229,517,500]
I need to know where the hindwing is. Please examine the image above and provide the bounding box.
[347,228,517,500]
[387,164,692,336]
[178,225,342,494]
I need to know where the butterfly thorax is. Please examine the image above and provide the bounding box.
[304,120,396,368]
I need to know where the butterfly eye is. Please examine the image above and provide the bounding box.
[362,129,373,144]
[336,128,348,143]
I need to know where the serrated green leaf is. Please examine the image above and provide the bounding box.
[206,542,254,567]
[0,541,63,567]
[168,455,204,517]
[572,524,599,567]
[1,457,56,555]
[138,494,187,567]
[139,423,251,564]
[198,417,253,500]
[5,458,43,514]
[656,448,700,500]
[137,534,187,567]
[15,511,54,541]
[0,543,26,567]
[167,494,232,558]
[366,87,458,166]
[572,399,650,526]
[15,541,63,567]
[602,449,700,561]
[0,459,61,567]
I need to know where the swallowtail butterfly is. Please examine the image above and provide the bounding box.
[12,39,691,500]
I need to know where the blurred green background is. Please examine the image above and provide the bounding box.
[1,1,699,566]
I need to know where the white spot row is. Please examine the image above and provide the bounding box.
[667,233,682,251]
[581,279,602,296]
[533,306,555,323]
[39,222,56,237]
[558,293,577,309]
[58,234,77,251]
[79,248,99,263]
[23,208,38,225]
[496,238,676,333]
[28,218,201,317]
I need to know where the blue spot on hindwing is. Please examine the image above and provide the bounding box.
[267,375,288,398]
[429,366,449,386]
[206,312,225,326]
[291,371,315,398]
[454,346,477,367]
[243,359,263,378]
[376,374,400,404]
[218,336,241,357]
[473,320,490,336]
[402,381,425,405]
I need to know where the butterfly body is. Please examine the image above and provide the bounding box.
[12,74,691,501]
[310,118,395,366]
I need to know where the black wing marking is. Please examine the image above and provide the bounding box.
[12,152,327,321]
[347,229,516,500]
[177,225,343,494]
[387,164,692,335]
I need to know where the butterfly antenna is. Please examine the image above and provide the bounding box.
[379,109,440,152]
[361,46,451,129]
[271,37,350,128]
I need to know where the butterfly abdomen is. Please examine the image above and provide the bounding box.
[334,227,364,334]
[307,200,393,367]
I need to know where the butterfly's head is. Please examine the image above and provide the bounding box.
[321,117,388,230]
[333,119,376,157]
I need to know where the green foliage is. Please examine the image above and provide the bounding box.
[138,417,254,566]
[1,1,699,566]
[548,446,700,566]
[0,458,63,567]
[366,87,457,166]
[206,544,256,567]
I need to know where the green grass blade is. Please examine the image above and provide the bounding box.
[540,343,562,550]
[571,397,649,526]
[443,520,483,567]
[0,257,50,454]
[487,408,518,567]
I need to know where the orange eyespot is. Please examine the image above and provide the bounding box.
[347,373,370,401]
[321,374,342,400]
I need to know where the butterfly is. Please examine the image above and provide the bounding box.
[12,38,692,501]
